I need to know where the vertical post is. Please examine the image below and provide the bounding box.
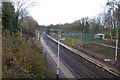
[115,29,118,62]
[115,40,118,62]
[57,32,60,80]
[57,42,59,80]
[78,32,80,49]
[81,32,83,47]
[73,32,74,46]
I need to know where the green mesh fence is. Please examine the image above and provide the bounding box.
[61,32,103,42]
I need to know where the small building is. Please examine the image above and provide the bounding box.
[94,33,105,40]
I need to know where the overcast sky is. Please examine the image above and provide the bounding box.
[28,0,107,26]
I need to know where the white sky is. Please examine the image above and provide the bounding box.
[28,0,107,26]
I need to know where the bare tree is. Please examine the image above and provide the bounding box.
[0,1,1,13]
[106,0,120,62]
[12,0,37,37]
[13,0,36,19]
[10,0,37,28]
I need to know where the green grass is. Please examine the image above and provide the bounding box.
[62,37,80,47]
[83,42,115,58]
[62,37,115,60]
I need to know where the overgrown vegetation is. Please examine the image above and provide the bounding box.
[2,1,46,78]
[2,31,45,78]
[2,2,18,34]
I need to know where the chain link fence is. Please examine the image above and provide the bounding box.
[60,32,116,63]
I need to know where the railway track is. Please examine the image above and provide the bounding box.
[43,35,119,79]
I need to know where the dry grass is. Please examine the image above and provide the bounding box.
[2,31,45,78]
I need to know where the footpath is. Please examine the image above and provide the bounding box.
[41,36,75,78]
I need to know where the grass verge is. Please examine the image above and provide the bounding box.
[62,37,115,60]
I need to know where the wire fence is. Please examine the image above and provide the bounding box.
[59,32,117,63]
[61,32,103,42]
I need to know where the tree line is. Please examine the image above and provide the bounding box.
[45,0,120,69]
[2,0,38,37]
[46,0,120,40]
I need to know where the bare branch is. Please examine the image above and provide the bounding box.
[13,0,36,19]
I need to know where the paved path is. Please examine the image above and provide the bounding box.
[41,35,75,78]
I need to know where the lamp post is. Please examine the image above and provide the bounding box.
[57,32,61,80]
[57,41,59,80]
